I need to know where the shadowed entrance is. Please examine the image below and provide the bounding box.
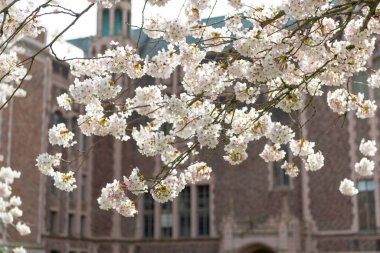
[239,244,276,253]
[253,249,275,253]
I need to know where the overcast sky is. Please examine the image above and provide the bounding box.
[41,0,281,40]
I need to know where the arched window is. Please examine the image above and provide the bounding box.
[102,9,110,37]
[51,111,64,126]
[114,8,122,36]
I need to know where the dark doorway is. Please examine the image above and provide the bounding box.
[253,249,275,253]
[240,244,276,253]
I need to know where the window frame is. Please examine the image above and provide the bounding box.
[160,201,173,238]
[357,179,376,232]
[140,183,212,239]
[67,213,75,237]
[49,210,58,235]
[196,184,210,237]
[80,215,86,238]
[178,186,191,238]
[268,143,293,191]
[142,193,155,239]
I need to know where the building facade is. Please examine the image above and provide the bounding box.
[3,1,380,252]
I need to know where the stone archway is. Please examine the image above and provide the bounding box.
[239,243,276,253]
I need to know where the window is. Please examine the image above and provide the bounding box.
[52,61,69,79]
[272,145,290,188]
[197,185,210,236]
[141,185,211,238]
[51,111,63,126]
[49,211,58,234]
[160,202,173,238]
[143,194,154,238]
[80,215,86,238]
[269,108,290,190]
[373,57,380,100]
[352,71,369,99]
[114,9,122,35]
[178,186,191,237]
[358,180,376,231]
[68,214,75,237]
[102,9,110,36]
[81,174,87,202]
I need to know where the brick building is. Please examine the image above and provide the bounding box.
[3,1,380,252]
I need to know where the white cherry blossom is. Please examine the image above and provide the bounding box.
[53,171,77,192]
[359,139,377,157]
[355,157,375,177]
[339,178,358,196]
[48,123,76,148]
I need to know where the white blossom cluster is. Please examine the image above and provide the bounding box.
[48,123,76,148]
[327,89,377,119]
[269,139,323,178]
[97,179,138,217]
[354,139,377,177]
[0,1,43,108]
[32,0,380,216]
[147,0,170,6]
[0,166,30,253]
[340,139,377,196]
[87,0,120,8]
[150,170,186,203]
[368,71,380,88]
[0,3,47,244]
[360,139,377,157]
[123,167,148,195]
[36,153,77,192]
[339,178,359,197]
[184,162,212,184]
[354,139,377,179]
[259,144,285,163]
[281,161,299,178]
[13,247,27,253]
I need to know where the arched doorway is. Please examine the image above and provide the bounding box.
[252,249,275,253]
[239,243,276,253]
